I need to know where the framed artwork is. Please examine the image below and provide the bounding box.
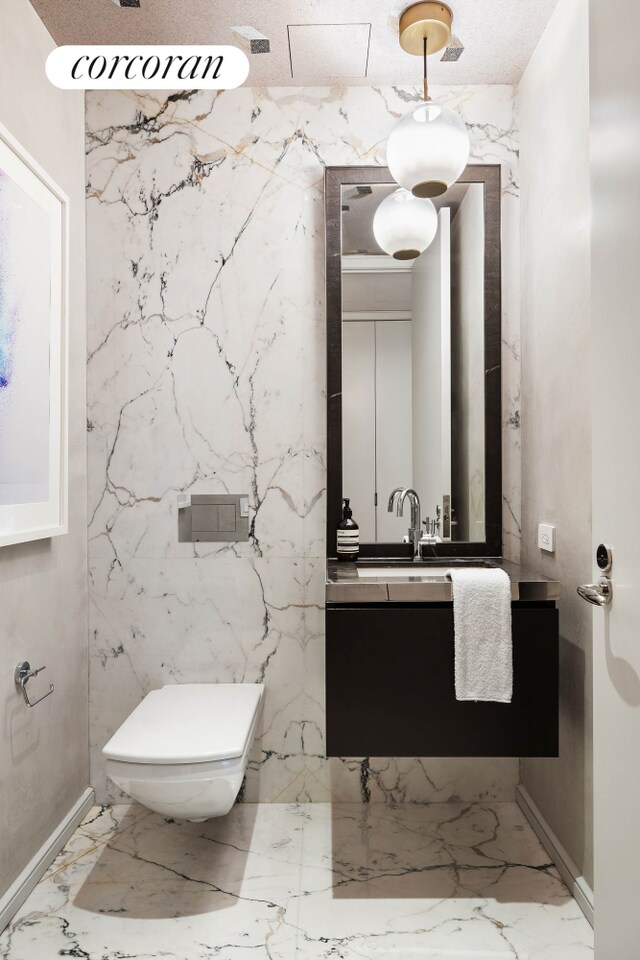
[0,120,69,548]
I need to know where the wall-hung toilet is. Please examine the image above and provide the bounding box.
[102,683,264,822]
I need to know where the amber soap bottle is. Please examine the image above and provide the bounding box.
[337,498,359,561]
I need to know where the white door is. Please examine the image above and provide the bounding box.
[590,0,640,953]
[342,319,413,542]
[375,320,413,542]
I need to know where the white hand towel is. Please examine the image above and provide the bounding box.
[447,567,513,703]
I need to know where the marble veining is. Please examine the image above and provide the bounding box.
[0,802,592,959]
[86,85,521,803]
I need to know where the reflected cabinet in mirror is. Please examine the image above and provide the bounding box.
[326,165,502,558]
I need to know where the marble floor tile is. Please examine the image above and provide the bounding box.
[39,804,152,882]
[0,802,593,960]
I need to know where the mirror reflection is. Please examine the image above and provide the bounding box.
[341,180,486,544]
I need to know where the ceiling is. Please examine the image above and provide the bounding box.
[30,0,559,86]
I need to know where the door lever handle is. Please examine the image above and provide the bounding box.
[577,576,612,606]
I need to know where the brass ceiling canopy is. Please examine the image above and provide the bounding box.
[399,2,453,57]
[385,0,469,203]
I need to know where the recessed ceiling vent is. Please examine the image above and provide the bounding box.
[231,25,271,55]
[343,186,373,201]
[441,34,464,61]
[287,24,371,80]
[111,0,141,7]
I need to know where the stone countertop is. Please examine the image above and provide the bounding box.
[326,558,560,603]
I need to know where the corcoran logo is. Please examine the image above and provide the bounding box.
[46,45,249,90]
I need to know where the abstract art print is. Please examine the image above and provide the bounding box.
[0,121,68,547]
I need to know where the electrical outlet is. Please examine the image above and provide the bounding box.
[538,523,556,553]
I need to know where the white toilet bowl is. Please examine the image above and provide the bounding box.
[102,683,264,821]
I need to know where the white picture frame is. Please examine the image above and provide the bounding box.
[0,119,69,548]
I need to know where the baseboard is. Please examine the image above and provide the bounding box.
[0,787,94,934]
[516,784,594,927]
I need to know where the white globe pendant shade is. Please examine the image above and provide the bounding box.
[387,101,470,198]
[372,188,438,261]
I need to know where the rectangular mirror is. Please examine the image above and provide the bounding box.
[325,165,502,558]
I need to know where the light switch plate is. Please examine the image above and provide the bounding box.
[538,523,556,553]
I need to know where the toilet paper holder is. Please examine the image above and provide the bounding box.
[15,661,54,708]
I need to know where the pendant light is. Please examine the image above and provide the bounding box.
[373,188,438,260]
[387,2,470,198]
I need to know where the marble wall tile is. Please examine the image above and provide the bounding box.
[86,84,520,803]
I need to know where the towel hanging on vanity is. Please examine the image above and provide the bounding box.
[447,567,513,703]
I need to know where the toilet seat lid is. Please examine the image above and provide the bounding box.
[102,684,264,764]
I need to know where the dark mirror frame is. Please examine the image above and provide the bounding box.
[325,164,503,559]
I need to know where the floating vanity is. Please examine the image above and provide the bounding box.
[325,560,560,759]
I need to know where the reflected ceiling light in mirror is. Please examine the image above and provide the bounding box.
[387,3,470,198]
[372,188,438,260]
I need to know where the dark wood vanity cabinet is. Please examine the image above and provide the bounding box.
[325,602,559,758]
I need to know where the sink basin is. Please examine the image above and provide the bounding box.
[357,566,454,578]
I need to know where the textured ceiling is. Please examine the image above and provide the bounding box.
[29,0,559,86]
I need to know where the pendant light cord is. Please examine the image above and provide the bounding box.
[423,35,429,101]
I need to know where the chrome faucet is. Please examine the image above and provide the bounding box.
[387,487,404,513]
[388,487,422,560]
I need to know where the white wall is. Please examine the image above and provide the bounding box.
[86,83,521,803]
[518,0,592,884]
[0,0,87,897]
